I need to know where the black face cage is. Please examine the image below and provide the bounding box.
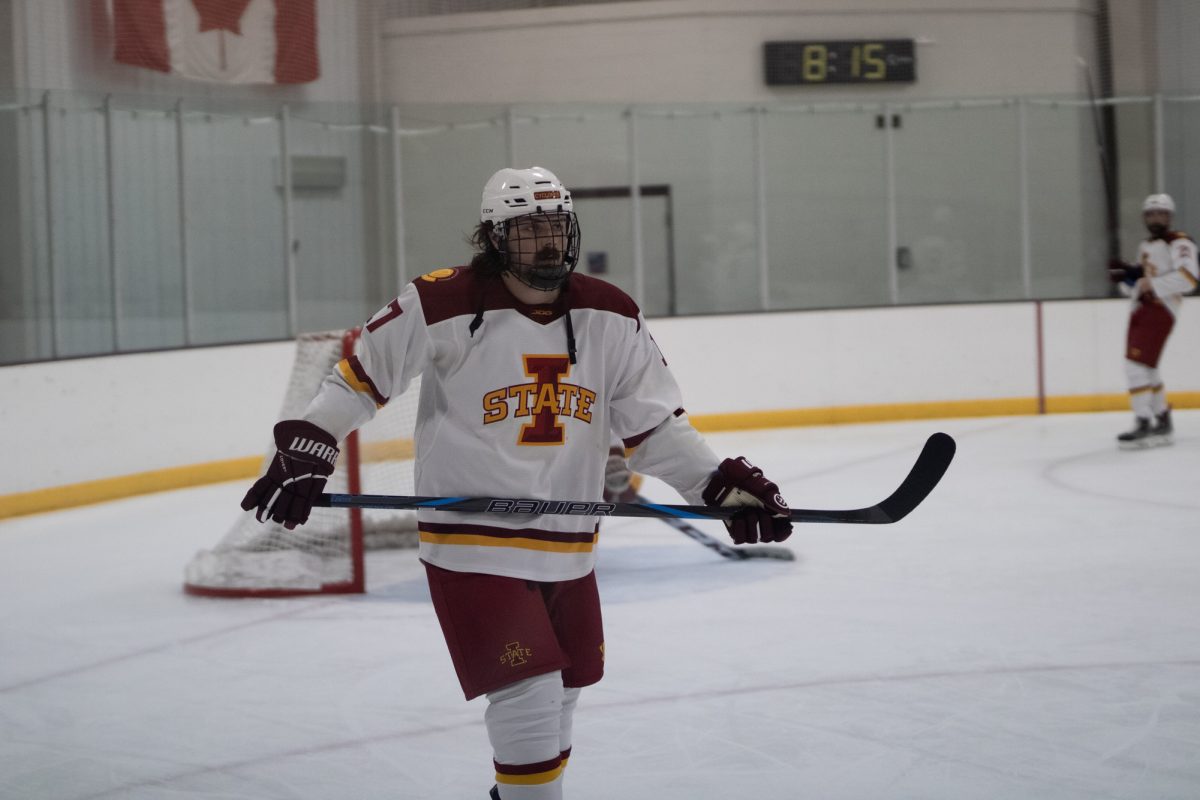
[497,211,581,291]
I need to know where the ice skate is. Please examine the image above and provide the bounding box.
[489,785,500,800]
[1151,408,1174,446]
[1117,417,1156,450]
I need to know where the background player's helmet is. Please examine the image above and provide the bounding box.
[480,166,581,291]
[1142,193,1175,214]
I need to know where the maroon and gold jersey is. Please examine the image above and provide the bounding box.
[1134,231,1199,316]
[303,268,718,581]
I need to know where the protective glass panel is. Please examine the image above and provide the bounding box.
[183,98,288,344]
[288,103,388,333]
[893,102,1023,304]
[569,193,673,317]
[399,104,508,282]
[764,107,889,310]
[1025,101,1111,299]
[45,92,114,358]
[0,89,44,364]
[510,105,628,190]
[1163,96,1200,238]
[109,95,186,351]
[508,106,646,305]
[4,91,1197,365]
[1104,100,1155,265]
[636,109,759,315]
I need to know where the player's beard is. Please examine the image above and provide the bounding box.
[511,245,567,291]
[1146,222,1169,239]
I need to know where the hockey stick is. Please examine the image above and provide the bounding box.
[317,432,955,525]
[645,501,796,561]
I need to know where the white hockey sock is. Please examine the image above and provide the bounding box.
[1124,360,1156,419]
[486,672,566,800]
[1130,388,1154,420]
[1151,385,1168,416]
[559,687,581,771]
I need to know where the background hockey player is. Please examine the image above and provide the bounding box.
[601,442,641,503]
[240,166,793,799]
[1107,193,1199,449]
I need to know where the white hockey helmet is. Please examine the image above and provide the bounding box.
[481,166,574,225]
[1142,193,1175,214]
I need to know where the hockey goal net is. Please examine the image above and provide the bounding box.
[183,329,420,597]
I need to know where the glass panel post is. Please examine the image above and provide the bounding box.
[176,98,192,345]
[1019,98,1033,299]
[754,106,769,310]
[884,102,899,304]
[104,94,121,351]
[627,106,644,308]
[280,103,296,337]
[41,90,59,358]
[390,105,407,288]
[1154,93,1165,192]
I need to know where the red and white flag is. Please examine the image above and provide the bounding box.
[112,0,319,85]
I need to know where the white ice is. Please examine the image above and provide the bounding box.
[2,412,1199,800]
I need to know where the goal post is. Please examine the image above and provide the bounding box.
[183,329,419,598]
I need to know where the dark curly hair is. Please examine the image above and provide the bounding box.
[468,221,506,278]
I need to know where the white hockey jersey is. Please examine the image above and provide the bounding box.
[303,268,719,581]
[1132,231,1199,316]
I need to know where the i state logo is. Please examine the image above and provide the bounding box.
[481,354,597,446]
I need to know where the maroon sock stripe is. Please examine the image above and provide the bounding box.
[494,752,563,776]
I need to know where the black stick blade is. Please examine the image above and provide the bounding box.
[787,432,956,525]
[876,431,956,522]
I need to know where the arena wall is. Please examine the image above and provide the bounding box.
[2,296,1196,517]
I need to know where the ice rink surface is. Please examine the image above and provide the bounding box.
[3,411,1199,800]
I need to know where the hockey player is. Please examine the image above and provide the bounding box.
[240,166,793,800]
[1108,193,1198,449]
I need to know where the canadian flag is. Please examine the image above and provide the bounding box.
[113,0,319,85]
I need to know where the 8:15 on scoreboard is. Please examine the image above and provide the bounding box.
[764,39,917,85]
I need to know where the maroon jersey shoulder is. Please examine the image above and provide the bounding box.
[1167,231,1195,244]
[565,274,641,322]
[412,269,643,327]
[411,267,478,325]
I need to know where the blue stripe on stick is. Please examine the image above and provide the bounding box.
[419,497,468,507]
[642,503,712,520]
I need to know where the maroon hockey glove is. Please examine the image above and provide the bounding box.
[702,457,793,544]
[240,420,339,530]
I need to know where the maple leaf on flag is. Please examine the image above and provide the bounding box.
[192,0,255,34]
